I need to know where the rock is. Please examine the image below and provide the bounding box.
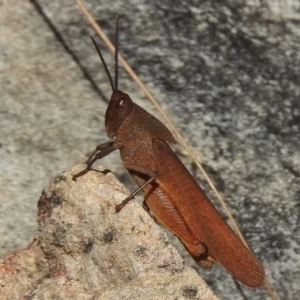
[0,165,218,300]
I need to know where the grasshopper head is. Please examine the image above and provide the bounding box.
[105,90,133,139]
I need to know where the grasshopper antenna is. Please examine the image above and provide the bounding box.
[90,15,120,93]
[114,15,119,90]
[90,37,115,92]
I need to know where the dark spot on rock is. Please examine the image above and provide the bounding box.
[38,191,53,222]
[66,223,72,229]
[82,238,93,253]
[38,191,65,223]
[53,228,66,246]
[171,268,182,274]
[160,233,170,246]
[135,245,148,256]
[51,194,64,207]
[182,285,198,298]
[103,228,117,243]
[53,175,67,184]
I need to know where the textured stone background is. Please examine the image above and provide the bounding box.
[1,0,299,299]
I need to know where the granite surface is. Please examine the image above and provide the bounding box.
[1,0,299,299]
